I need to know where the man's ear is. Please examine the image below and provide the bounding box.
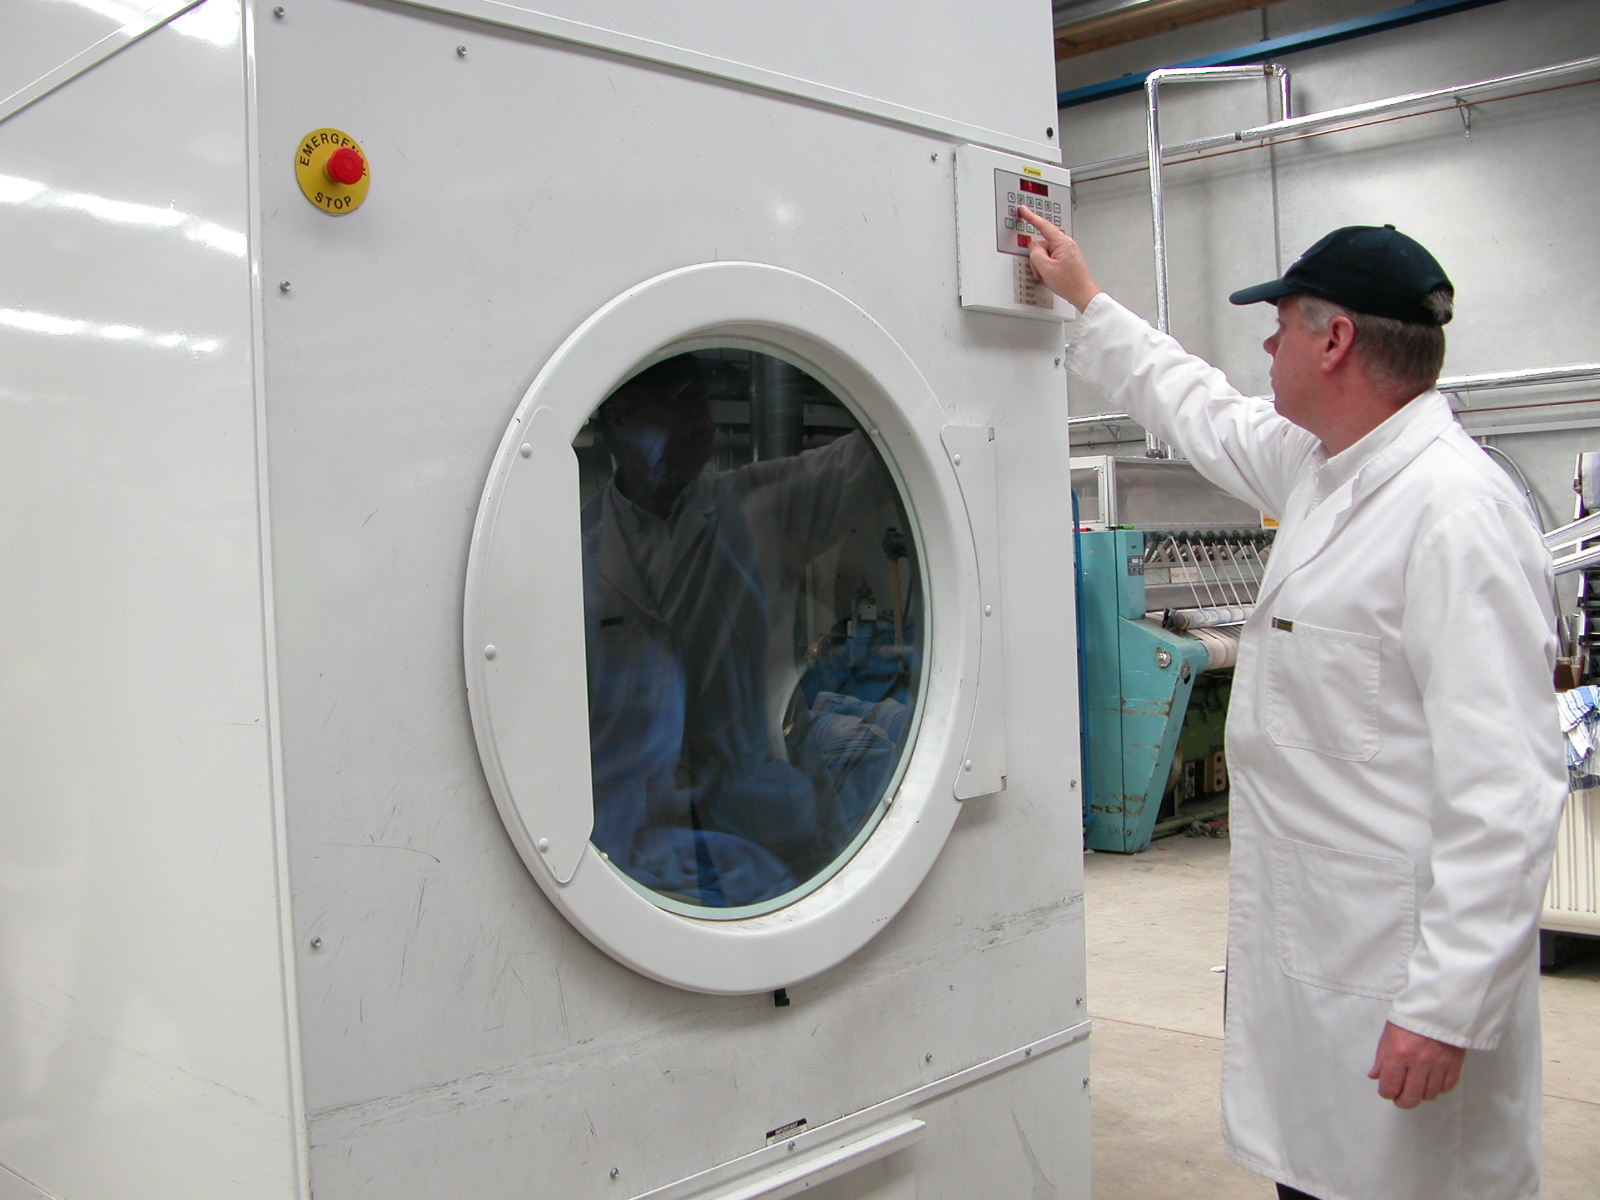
[1321,314,1358,372]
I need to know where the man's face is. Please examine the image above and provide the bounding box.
[602,390,715,507]
[1263,296,1323,429]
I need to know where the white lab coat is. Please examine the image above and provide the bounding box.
[1065,295,1567,1200]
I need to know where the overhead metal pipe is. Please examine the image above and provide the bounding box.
[1478,444,1546,532]
[1143,62,1289,457]
[1074,54,1600,182]
[1438,363,1600,394]
[1069,362,1600,431]
[1068,410,1141,428]
[1056,0,1511,109]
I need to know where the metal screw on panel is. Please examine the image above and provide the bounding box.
[924,1052,934,1062]
[537,838,550,852]
[1076,996,1084,1005]
[309,936,323,950]
[930,152,939,162]
[1070,779,1078,789]
[273,5,284,14]
[609,1168,619,1179]
[1054,357,1062,368]
[1025,1048,1032,1057]
[484,644,496,660]
[963,760,973,772]
[788,1141,796,1152]
[984,605,992,616]
[279,280,290,292]
[519,443,532,457]
[1155,648,1173,668]
[457,45,467,56]
[1082,1077,1090,1088]
[952,453,962,466]
[1047,126,1055,138]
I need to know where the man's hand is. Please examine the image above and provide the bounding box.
[1368,1021,1466,1109]
[1018,205,1102,313]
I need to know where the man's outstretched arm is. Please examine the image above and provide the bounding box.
[1018,205,1314,520]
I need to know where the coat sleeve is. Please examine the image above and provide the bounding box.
[1388,498,1567,1050]
[1062,293,1318,520]
[734,430,892,561]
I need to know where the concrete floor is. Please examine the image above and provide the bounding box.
[1084,834,1600,1199]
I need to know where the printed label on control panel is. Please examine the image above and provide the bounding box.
[993,168,1064,257]
[1012,256,1052,310]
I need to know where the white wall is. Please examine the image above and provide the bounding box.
[1057,0,1600,542]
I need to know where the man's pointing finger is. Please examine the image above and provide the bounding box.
[1017,205,1068,250]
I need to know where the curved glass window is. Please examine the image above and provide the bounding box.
[574,348,925,916]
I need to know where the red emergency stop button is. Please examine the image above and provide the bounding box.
[296,128,370,215]
[326,146,366,185]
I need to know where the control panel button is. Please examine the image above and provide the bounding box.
[325,146,366,185]
[993,168,1070,257]
[295,127,371,215]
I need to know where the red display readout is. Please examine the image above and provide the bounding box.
[1018,178,1049,196]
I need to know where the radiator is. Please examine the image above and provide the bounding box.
[1544,788,1600,935]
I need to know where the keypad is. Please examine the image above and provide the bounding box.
[993,169,1065,258]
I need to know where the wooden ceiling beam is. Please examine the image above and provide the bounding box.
[1055,0,1278,60]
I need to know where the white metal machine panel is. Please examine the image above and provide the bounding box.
[0,0,148,112]
[1,0,1089,1195]
[395,0,1062,161]
[468,404,595,885]
[253,1,1086,1192]
[0,2,304,1198]
[941,425,1009,799]
[954,143,1075,321]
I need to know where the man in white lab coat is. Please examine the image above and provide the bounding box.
[1019,210,1567,1200]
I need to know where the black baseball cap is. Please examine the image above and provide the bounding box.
[1229,225,1453,325]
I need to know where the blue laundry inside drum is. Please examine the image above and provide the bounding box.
[574,349,925,913]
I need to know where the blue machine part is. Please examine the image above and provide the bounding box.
[1078,530,1210,853]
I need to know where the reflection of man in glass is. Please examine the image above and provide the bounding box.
[582,354,900,907]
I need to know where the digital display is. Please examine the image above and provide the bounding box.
[1019,179,1049,196]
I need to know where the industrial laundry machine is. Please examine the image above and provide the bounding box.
[1071,455,1272,853]
[0,1,1088,1198]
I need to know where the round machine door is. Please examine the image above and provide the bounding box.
[464,262,995,994]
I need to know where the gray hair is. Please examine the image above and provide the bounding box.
[1295,289,1453,394]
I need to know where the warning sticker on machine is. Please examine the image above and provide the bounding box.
[766,1118,808,1144]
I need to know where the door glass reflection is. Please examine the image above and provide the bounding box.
[575,350,924,912]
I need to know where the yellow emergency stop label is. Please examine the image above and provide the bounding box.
[295,128,370,215]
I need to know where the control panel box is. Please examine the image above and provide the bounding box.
[954,144,1074,322]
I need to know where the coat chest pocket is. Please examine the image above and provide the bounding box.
[1274,837,1415,1000]
[1263,618,1380,761]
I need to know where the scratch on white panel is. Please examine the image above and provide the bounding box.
[976,894,1083,949]
[1013,1111,1057,1200]
[554,968,571,1045]
[324,842,441,864]
[395,879,428,995]
[309,895,1084,1147]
